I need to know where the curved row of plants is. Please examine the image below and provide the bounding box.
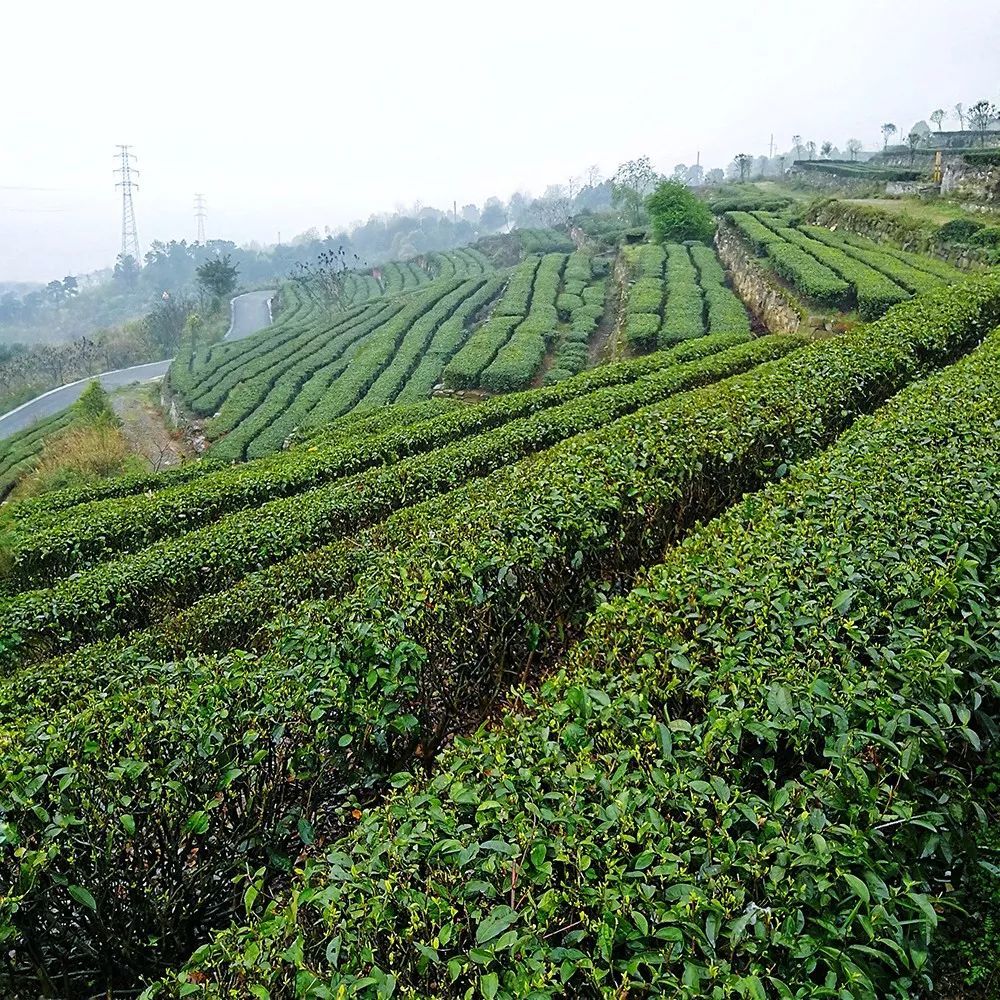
[480,253,568,392]
[3,275,998,995]
[156,321,1000,1000]
[0,410,72,500]
[545,251,606,383]
[441,256,540,389]
[797,223,947,295]
[179,286,324,412]
[2,332,749,561]
[220,278,467,455]
[0,337,797,661]
[205,300,404,460]
[394,274,507,401]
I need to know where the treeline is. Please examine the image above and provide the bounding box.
[0,296,209,415]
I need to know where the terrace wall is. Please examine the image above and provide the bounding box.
[714,223,805,334]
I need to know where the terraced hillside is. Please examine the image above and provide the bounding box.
[2,273,1000,998]
[622,240,751,352]
[0,409,72,499]
[725,210,966,318]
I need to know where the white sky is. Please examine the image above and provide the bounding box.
[1,0,998,282]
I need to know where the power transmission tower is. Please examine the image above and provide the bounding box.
[114,145,141,263]
[194,193,207,243]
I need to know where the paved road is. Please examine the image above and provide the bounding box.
[0,290,275,441]
[226,290,273,341]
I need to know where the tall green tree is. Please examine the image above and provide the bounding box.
[881,122,897,149]
[195,253,239,300]
[645,181,715,244]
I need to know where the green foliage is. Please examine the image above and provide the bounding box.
[516,229,574,254]
[134,274,1000,1000]
[659,244,705,346]
[195,253,239,299]
[624,312,661,351]
[938,218,987,243]
[646,180,716,244]
[0,338,809,992]
[71,382,119,427]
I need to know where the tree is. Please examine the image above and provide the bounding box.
[954,103,966,130]
[906,131,923,162]
[585,164,603,189]
[291,245,360,310]
[968,100,998,147]
[671,163,688,183]
[930,108,946,132]
[706,168,724,185]
[820,141,833,159]
[611,156,659,225]
[645,181,715,245]
[732,153,754,182]
[480,197,507,231]
[881,123,897,149]
[72,380,119,426]
[686,163,704,187]
[145,295,193,353]
[805,141,817,160]
[791,135,803,159]
[846,138,863,161]
[195,253,239,300]
[113,253,140,287]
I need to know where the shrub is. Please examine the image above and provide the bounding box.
[938,219,986,244]
[646,180,716,244]
[624,312,660,351]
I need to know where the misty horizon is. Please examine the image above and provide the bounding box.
[2,0,998,283]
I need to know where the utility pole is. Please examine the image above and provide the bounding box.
[194,193,207,243]
[769,134,775,159]
[114,144,141,264]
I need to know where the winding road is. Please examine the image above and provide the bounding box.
[0,290,274,440]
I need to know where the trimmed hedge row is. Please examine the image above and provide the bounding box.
[0,333,759,607]
[725,211,786,256]
[0,339,793,665]
[0,338,802,734]
[396,275,508,401]
[494,256,541,317]
[179,284,313,404]
[517,228,575,254]
[356,279,487,409]
[207,302,402,461]
[621,244,667,354]
[185,290,326,415]
[798,224,946,296]
[5,278,1000,994]
[481,254,567,392]
[766,237,852,307]
[196,304,350,430]
[777,225,910,320]
[284,280,466,431]
[836,229,966,282]
[659,244,705,346]
[165,322,1000,1000]
[689,243,751,333]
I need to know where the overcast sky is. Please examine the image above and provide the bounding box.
[1,0,997,282]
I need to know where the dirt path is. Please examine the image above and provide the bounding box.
[112,384,194,471]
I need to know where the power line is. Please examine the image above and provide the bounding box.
[114,144,141,264]
[194,192,207,243]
